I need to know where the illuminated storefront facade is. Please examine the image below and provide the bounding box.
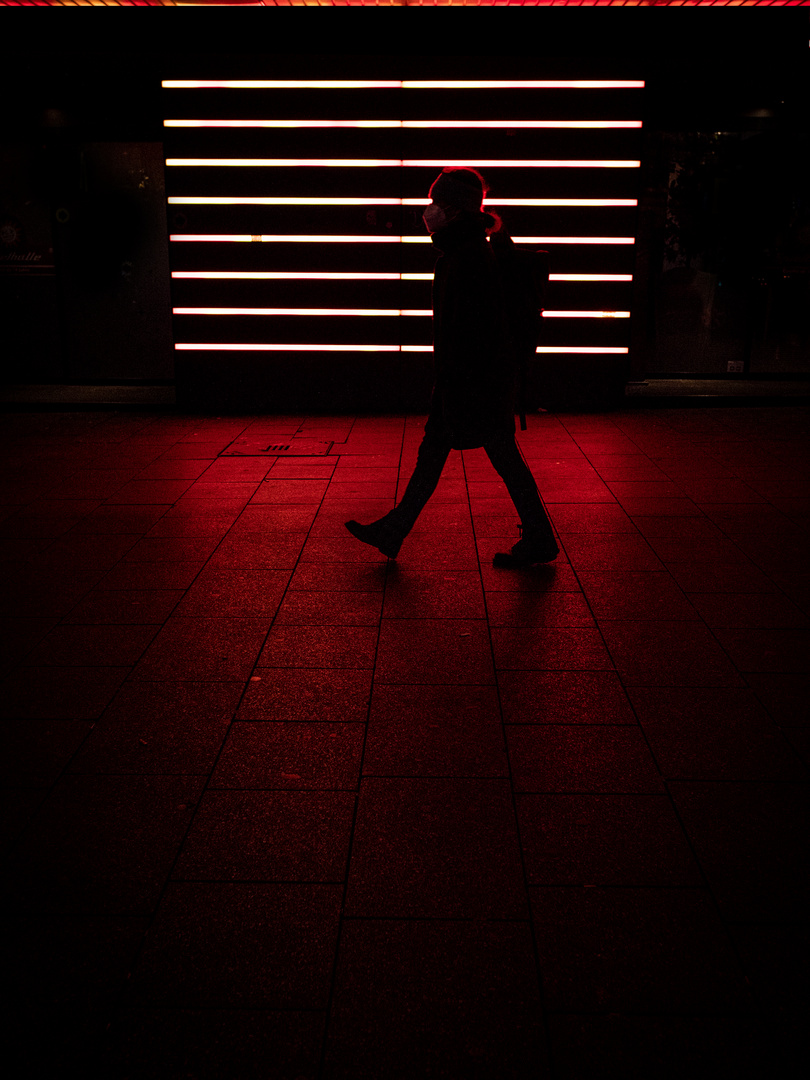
[163,76,644,408]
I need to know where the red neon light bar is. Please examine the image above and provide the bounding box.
[172,271,407,280]
[170,272,633,282]
[535,347,629,354]
[172,307,630,319]
[165,158,641,168]
[507,237,635,246]
[169,234,635,245]
[543,311,630,319]
[164,119,643,129]
[167,197,638,207]
[170,235,401,243]
[490,200,638,207]
[175,343,402,352]
[162,81,645,90]
[174,344,630,355]
[173,307,429,317]
[405,82,644,90]
[552,275,632,282]
[169,197,402,206]
[166,158,401,168]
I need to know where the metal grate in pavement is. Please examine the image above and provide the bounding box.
[220,438,334,456]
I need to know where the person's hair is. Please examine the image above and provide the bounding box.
[440,166,504,235]
[483,210,504,236]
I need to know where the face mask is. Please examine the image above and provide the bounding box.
[422,203,449,233]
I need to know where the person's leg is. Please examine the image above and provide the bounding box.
[483,432,558,563]
[386,430,451,534]
[345,427,452,558]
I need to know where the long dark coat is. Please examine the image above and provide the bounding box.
[425,212,518,450]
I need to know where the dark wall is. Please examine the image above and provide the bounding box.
[2,53,172,385]
[641,53,810,377]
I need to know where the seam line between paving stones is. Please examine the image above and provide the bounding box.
[98,414,348,1032]
[317,414,402,1080]
[558,414,786,1024]
[465,438,557,1077]
[91,416,271,1022]
[1,419,274,856]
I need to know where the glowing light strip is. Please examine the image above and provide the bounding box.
[406,235,638,246]
[405,82,645,90]
[543,311,630,319]
[173,307,430,317]
[167,196,638,207]
[415,120,644,128]
[163,82,405,90]
[169,235,402,243]
[175,343,402,352]
[169,197,403,206]
[172,307,629,319]
[170,272,633,282]
[162,81,645,90]
[164,119,643,129]
[174,344,629,354]
[536,347,629,354]
[552,274,633,282]
[172,271,407,280]
[491,200,638,207]
[165,120,405,128]
[165,158,641,168]
[169,235,634,245]
[512,237,635,245]
[166,159,404,168]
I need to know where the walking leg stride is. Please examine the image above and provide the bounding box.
[345,431,452,559]
[483,433,559,566]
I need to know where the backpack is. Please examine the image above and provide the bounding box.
[489,229,549,430]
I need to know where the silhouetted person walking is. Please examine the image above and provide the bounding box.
[346,167,558,567]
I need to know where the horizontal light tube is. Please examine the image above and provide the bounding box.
[165,119,404,128]
[551,274,633,281]
[491,199,638,207]
[542,311,630,319]
[166,158,402,168]
[536,346,629,354]
[171,272,632,282]
[173,307,430,316]
[169,234,635,244]
[172,271,407,280]
[167,196,638,207]
[162,82,404,90]
[169,197,403,206]
[166,158,641,168]
[406,82,645,90]
[162,81,645,90]
[511,237,635,245]
[172,307,629,319]
[164,119,643,129]
[175,343,629,354]
[175,343,402,352]
[170,235,401,243]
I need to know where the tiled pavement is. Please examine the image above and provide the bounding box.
[1,406,808,1079]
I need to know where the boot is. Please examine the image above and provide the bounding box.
[345,518,405,559]
[493,526,559,568]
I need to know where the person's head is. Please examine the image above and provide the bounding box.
[423,167,502,235]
